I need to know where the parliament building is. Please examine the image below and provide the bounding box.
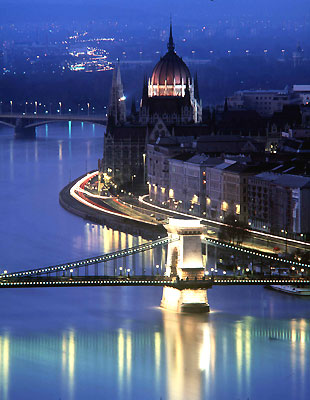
[102,24,203,186]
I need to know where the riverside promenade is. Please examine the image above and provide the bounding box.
[60,171,310,255]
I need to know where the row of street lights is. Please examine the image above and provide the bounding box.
[0,101,98,115]
[119,264,161,277]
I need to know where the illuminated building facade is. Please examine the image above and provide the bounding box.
[102,24,203,185]
[140,24,202,124]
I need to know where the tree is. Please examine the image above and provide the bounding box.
[218,214,249,245]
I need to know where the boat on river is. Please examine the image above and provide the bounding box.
[269,284,310,296]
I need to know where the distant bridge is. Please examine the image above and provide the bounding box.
[0,113,107,138]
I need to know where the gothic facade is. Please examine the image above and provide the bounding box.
[102,24,203,186]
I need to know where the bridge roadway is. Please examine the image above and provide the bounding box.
[0,275,309,289]
[0,113,107,125]
[0,112,107,137]
[2,235,310,281]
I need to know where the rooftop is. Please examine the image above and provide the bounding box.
[255,172,310,188]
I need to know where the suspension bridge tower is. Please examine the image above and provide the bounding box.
[161,218,210,313]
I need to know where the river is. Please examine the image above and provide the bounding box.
[0,122,309,400]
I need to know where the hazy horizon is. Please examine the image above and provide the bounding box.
[1,0,310,24]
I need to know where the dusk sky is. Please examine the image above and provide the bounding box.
[1,0,310,23]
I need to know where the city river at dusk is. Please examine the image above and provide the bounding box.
[0,123,310,399]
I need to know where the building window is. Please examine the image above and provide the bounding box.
[222,201,228,212]
[192,194,199,204]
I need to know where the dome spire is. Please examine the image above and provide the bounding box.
[167,19,175,53]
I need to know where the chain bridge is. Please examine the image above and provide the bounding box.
[1,219,309,312]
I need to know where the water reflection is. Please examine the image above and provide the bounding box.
[0,335,10,400]
[62,330,76,400]
[0,122,310,399]
[163,312,207,400]
[58,141,63,161]
[162,312,310,400]
[0,317,307,399]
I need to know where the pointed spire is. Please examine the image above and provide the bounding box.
[167,19,175,53]
[112,59,122,87]
[111,68,117,88]
[131,97,136,115]
[116,62,122,85]
[224,97,228,112]
[108,60,126,125]
[142,75,148,101]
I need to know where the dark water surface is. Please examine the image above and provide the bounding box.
[0,123,310,400]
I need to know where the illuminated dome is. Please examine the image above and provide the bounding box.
[151,51,191,86]
[149,24,192,97]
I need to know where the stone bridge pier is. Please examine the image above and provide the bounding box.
[14,118,36,139]
[161,218,210,313]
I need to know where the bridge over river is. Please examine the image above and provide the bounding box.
[0,113,107,138]
[1,220,309,311]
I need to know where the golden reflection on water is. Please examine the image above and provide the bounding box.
[117,328,133,396]
[62,330,76,400]
[0,316,307,399]
[126,332,132,390]
[0,335,10,400]
[199,323,211,373]
[154,331,161,385]
[163,312,210,400]
[162,311,310,400]
[118,328,125,394]
[83,224,152,274]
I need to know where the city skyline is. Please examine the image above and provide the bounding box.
[0,2,310,399]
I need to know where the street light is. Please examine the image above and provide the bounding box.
[156,264,160,275]
[59,101,62,115]
[87,102,90,116]
[35,101,38,114]
[119,267,123,276]
[281,229,288,254]
[70,269,73,278]
[131,174,136,191]
[25,101,28,114]
[127,268,130,277]
[10,100,13,114]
